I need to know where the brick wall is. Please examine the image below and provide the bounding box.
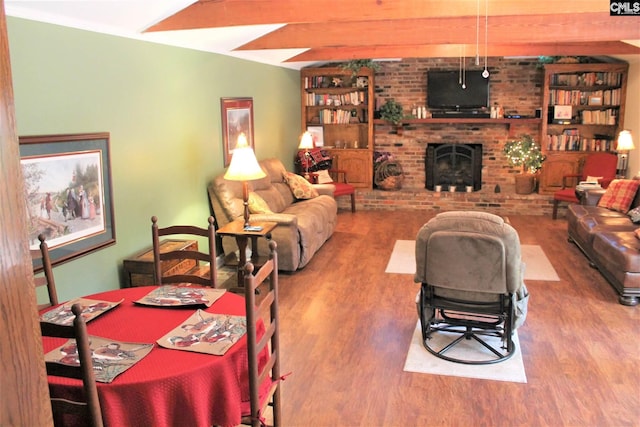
[339,57,557,216]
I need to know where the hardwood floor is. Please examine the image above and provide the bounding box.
[275,210,640,427]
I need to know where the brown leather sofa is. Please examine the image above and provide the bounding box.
[567,182,640,306]
[208,158,337,272]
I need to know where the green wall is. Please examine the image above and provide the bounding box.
[7,17,301,301]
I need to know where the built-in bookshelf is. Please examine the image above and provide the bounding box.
[301,67,375,188]
[538,63,628,194]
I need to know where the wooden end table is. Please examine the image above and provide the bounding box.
[216,220,277,287]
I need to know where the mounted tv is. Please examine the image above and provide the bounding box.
[427,70,489,110]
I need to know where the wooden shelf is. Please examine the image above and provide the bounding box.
[374,117,541,137]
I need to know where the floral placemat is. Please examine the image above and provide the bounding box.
[156,309,246,356]
[134,285,226,307]
[45,335,153,383]
[40,297,123,326]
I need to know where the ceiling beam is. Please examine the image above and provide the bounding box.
[236,13,640,50]
[285,42,640,62]
[145,0,609,32]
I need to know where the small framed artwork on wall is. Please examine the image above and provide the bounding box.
[221,97,254,166]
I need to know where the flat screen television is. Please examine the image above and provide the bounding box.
[427,70,489,110]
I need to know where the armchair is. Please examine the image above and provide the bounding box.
[414,211,529,364]
[552,152,618,219]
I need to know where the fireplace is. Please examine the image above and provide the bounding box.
[425,143,482,191]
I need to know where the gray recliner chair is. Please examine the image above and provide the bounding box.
[414,211,529,364]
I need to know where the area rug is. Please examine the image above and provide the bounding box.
[403,321,527,383]
[385,240,560,281]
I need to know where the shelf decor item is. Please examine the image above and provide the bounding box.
[340,59,380,77]
[503,134,546,194]
[379,99,404,134]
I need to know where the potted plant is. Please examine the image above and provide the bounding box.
[379,99,405,134]
[340,59,381,77]
[503,134,546,194]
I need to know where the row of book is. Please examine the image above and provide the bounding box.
[546,135,614,152]
[550,72,623,87]
[303,75,368,89]
[580,109,617,125]
[548,88,622,106]
[317,109,356,124]
[305,91,367,107]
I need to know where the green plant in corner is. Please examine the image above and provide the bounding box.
[340,59,381,77]
[503,134,546,173]
[379,99,404,126]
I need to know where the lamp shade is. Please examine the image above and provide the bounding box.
[617,130,635,151]
[298,131,315,150]
[224,133,266,181]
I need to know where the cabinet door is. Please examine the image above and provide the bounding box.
[332,150,372,188]
[539,152,586,194]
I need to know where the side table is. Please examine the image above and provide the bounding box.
[216,220,277,287]
[122,239,198,287]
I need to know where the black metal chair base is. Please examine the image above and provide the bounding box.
[420,322,515,365]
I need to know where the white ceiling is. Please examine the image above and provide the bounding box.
[4,0,639,68]
[4,0,316,70]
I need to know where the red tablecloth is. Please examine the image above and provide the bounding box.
[41,286,259,427]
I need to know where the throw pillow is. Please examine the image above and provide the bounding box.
[248,192,273,214]
[283,172,319,200]
[628,206,640,224]
[597,179,640,213]
[635,228,640,240]
[315,169,334,184]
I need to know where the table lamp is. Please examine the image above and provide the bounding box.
[298,131,314,180]
[224,133,266,228]
[616,130,635,178]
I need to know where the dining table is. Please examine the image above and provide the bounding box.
[41,285,266,427]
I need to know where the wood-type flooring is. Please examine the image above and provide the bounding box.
[274,210,640,427]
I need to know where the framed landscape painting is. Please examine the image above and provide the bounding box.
[19,133,116,269]
[221,97,254,166]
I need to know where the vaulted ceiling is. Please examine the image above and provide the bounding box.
[6,0,640,69]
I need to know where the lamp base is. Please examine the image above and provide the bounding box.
[242,181,250,228]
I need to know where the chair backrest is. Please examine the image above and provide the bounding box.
[43,303,104,427]
[151,216,218,287]
[30,234,59,310]
[581,152,618,185]
[243,241,281,427]
[415,211,523,295]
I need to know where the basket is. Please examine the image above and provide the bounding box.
[374,161,404,191]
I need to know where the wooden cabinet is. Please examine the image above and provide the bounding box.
[301,67,374,188]
[122,239,198,287]
[539,63,628,193]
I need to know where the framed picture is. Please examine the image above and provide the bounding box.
[553,105,572,120]
[588,96,603,106]
[306,125,324,147]
[19,133,116,269]
[221,97,254,166]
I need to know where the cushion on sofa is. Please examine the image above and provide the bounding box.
[627,206,640,224]
[248,192,273,214]
[597,179,640,213]
[283,172,319,200]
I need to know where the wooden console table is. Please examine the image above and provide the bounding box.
[216,220,277,286]
[122,239,198,287]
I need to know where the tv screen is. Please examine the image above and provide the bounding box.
[427,70,489,110]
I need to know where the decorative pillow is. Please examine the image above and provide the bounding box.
[283,172,319,200]
[315,169,334,184]
[248,192,273,214]
[597,179,640,213]
[628,206,640,224]
[585,175,603,183]
[635,228,640,240]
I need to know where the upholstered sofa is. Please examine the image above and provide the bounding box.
[567,178,640,306]
[208,158,337,271]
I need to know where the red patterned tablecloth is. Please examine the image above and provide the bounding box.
[41,286,261,427]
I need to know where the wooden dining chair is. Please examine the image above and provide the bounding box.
[151,216,219,287]
[242,240,282,427]
[43,303,104,427]
[30,233,59,310]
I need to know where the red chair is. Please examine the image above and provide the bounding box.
[552,152,618,219]
[328,169,356,213]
